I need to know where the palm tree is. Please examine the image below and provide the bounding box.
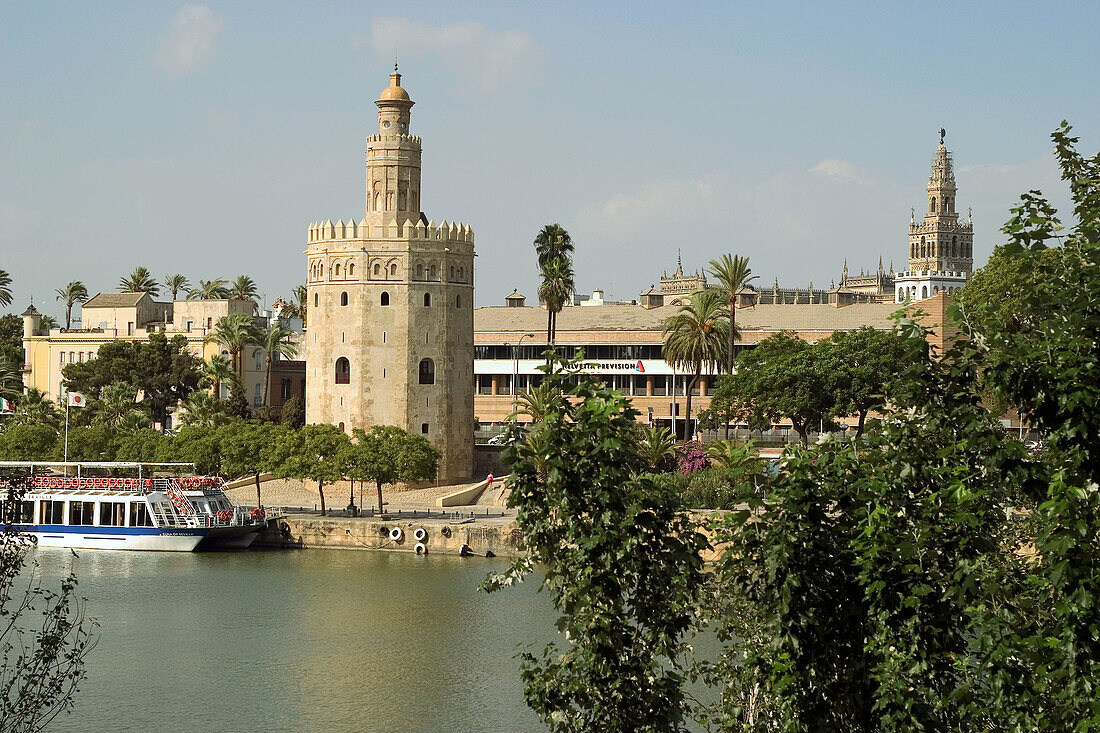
[119,266,160,295]
[537,256,574,346]
[178,390,225,428]
[0,269,12,307]
[94,381,139,427]
[708,254,758,371]
[164,274,190,300]
[200,354,236,399]
[13,388,60,428]
[117,411,151,432]
[662,288,731,440]
[291,284,308,325]
[256,322,299,407]
[54,281,88,329]
[0,359,22,401]
[229,275,260,311]
[508,382,564,424]
[188,278,230,300]
[38,315,58,332]
[637,424,678,470]
[533,223,574,269]
[204,313,260,381]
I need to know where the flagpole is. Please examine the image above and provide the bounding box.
[64,396,70,466]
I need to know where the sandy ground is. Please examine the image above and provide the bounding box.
[224,476,502,511]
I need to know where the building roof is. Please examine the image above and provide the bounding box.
[82,292,150,308]
[378,70,411,101]
[475,301,903,338]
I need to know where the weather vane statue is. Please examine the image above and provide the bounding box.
[940,127,946,145]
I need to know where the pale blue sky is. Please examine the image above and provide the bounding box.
[2,1,1098,317]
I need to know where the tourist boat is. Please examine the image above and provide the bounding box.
[0,461,270,552]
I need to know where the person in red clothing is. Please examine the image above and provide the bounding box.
[486,473,494,492]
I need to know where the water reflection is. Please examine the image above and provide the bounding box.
[34,549,553,733]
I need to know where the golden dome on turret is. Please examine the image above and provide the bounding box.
[379,69,411,101]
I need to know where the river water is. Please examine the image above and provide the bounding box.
[33,548,555,733]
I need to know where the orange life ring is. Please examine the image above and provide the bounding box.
[144,479,153,489]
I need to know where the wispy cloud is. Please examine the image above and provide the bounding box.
[361,18,542,95]
[578,176,724,235]
[155,5,224,76]
[809,158,873,185]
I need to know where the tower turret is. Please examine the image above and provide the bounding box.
[365,66,422,226]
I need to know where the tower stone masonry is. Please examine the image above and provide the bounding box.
[305,70,475,483]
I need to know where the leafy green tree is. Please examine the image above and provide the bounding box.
[163,274,190,300]
[62,333,202,425]
[279,394,304,429]
[161,425,222,475]
[662,288,730,438]
[53,281,88,330]
[0,423,57,460]
[204,313,259,381]
[826,326,910,437]
[0,314,23,369]
[223,381,251,420]
[953,121,1100,730]
[281,284,308,326]
[118,266,159,295]
[537,256,574,346]
[708,253,757,374]
[0,269,11,307]
[0,469,97,729]
[275,424,349,516]
[188,279,230,300]
[256,322,298,407]
[716,331,839,447]
[485,356,709,731]
[38,315,57,332]
[113,428,164,462]
[340,425,439,516]
[228,275,259,311]
[0,359,22,402]
[60,424,117,462]
[219,421,289,507]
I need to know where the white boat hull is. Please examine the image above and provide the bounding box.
[25,525,207,552]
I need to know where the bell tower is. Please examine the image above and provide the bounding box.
[896,130,974,303]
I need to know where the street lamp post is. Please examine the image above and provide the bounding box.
[512,333,536,409]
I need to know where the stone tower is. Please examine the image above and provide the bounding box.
[895,132,974,302]
[305,69,475,483]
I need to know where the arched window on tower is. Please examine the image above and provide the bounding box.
[373,263,381,277]
[374,192,381,211]
[335,263,341,277]
[449,265,455,280]
[930,196,937,213]
[423,293,431,307]
[319,263,324,278]
[921,286,928,299]
[314,293,318,307]
[348,263,355,276]
[429,264,437,280]
[340,292,348,306]
[416,263,424,280]
[418,358,435,385]
[920,236,926,258]
[335,357,350,384]
[390,263,397,277]
[952,236,957,257]
[380,291,390,306]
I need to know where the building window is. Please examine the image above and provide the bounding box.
[930,196,937,212]
[127,322,134,335]
[335,263,341,277]
[207,317,212,329]
[418,358,435,385]
[430,264,437,280]
[380,291,390,306]
[338,422,345,432]
[416,263,424,279]
[314,293,319,307]
[423,293,431,307]
[281,378,291,399]
[455,294,461,308]
[335,357,351,384]
[349,263,355,276]
[421,423,429,434]
[186,320,193,332]
[374,263,381,276]
[341,292,349,306]
[390,263,397,276]
[254,383,262,405]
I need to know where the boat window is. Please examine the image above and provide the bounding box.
[40,499,64,525]
[69,501,94,526]
[129,502,154,527]
[100,502,126,526]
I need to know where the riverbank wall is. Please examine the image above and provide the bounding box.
[256,512,525,558]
